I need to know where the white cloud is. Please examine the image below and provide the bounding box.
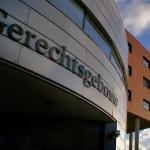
[117,0,150,36]
[125,129,150,150]
[139,129,150,149]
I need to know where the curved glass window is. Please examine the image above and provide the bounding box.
[84,15,111,59]
[48,0,124,80]
[111,51,123,78]
[48,0,84,28]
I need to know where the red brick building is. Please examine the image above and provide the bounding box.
[127,31,150,149]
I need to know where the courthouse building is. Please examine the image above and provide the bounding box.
[0,0,128,149]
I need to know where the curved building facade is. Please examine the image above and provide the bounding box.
[0,0,128,149]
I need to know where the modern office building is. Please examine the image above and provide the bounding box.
[0,0,128,149]
[127,31,150,149]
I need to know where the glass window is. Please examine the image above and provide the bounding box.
[128,90,132,101]
[48,0,84,28]
[143,57,149,68]
[143,77,150,89]
[84,15,111,59]
[128,65,132,76]
[111,51,123,78]
[48,0,124,81]
[128,42,132,53]
[143,100,150,110]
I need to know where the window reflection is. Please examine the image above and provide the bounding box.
[111,51,123,78]
[143,100,150,110]
[128,90,132,101]
[143,77,150,89]
[84,15,111,59]
[48,0,124,80]
[48,0,84,28]
[143,57,150,68]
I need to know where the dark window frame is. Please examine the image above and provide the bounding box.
[83,14,111,59]
[128,90,132,101]
[143,77,150,89]
[47,0,85,28]
[128,65,132,76]
[128,42,132,53]
[111,50,123,78]
[143,99,150,111]
[143,56,150,68]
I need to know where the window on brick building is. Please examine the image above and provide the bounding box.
[143,99,150,111]
[143,57,150,68]
[128,42,132,53]
[143,77,150,89]
[128,90,132,101]
[128,65,132,76]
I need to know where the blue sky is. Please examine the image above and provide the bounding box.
[116,0,150,51]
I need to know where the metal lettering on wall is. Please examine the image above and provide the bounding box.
[0,9,118,106]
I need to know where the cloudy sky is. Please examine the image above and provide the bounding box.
[116,0,150,51]
[125,129,150,150]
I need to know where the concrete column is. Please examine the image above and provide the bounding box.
[129,132,133,150]
[135,118,140,150]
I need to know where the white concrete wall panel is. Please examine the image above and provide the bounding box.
[27,9,86,62]
[0,0,29,23]
[116,137,126,150]
[18,47,84,95]
[0,35,21,64]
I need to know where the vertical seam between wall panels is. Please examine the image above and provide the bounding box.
[17,6,31,64]
[26,6,31,24]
